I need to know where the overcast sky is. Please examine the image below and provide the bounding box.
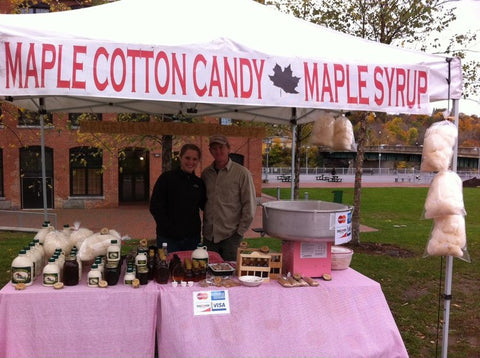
[434,0,480,115]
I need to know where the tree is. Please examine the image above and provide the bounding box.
[267,0,472,245]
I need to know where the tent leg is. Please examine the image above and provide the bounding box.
[441,255,453,358]
[290,109,297,200]
[441,98,459,357]
[39,98,48,222]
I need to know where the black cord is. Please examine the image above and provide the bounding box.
[435,256,444,357]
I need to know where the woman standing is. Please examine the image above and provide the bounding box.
[149,144,206,251]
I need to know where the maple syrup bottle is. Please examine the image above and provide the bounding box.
[154,249,170,284]
[135,248,149,285]
[63,254,79,286]
[147,246,156,281]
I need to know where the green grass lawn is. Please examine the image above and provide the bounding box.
[1,187,479,357]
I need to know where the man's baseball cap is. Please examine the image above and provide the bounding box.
[209,135,229,146]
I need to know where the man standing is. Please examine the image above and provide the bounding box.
[202,135,257,261]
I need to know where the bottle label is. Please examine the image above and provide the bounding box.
[43,273,59,285]
[108,251,119,260]
[124,279,133,285]
[12,267,32,284]
[88,276,100,286]
[137,265,149,273]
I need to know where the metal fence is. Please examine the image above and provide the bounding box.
[0,210,57,232]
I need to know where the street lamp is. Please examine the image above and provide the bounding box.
[305,146,310,175]
[264,138,272,182]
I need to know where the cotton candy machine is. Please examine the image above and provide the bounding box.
[262,200,353,277]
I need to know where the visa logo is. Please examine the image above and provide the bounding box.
[212,302,226,309]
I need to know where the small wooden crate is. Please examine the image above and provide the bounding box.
[236,248,283,281]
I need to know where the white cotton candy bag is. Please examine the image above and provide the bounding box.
[420,120,457,172]
[423,214,470,262]
[423,170,465,219]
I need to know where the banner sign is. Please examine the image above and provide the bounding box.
[1,38,430,114]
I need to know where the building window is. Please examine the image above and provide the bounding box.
[117,113,150,122]
[70,147,103,196]
[68,113,102,128]
[17,109,53,127]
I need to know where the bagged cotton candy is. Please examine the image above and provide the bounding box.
[424,171,465,219]
[43,229,70,258]
[420,120,457,172]
[332,115,356,151]
[78,227,120,261]
[34,223,55,245]
[425,214,468,259]
[69,221,94,250]
[309,112,335,147]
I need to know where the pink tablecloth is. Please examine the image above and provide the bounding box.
[0,278,158,358]
[156,268,408,358]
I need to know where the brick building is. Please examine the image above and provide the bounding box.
[0,102,263,209]
[0,1,263,209]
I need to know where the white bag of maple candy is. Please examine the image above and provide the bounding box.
[423,170,465,219]
[420,120,457,172]
[309,112,335,147]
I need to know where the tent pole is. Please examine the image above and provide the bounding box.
[39,98,48,222]
[290,108,297,200]
[441,97,459,358]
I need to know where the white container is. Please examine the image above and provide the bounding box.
[33,239,45,265]
[42,258,60,286]
[192,244,209,267]
[29,242,43,279]
[331,246,354,270]
[95,257,104,279]
[11,249,34,286]
[24,246,38,280]
[87,264,101,287]
[107,239,121,263]
[124,267,135,285]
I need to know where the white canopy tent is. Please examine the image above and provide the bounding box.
[0,0,462,120]
[0,2,465,355]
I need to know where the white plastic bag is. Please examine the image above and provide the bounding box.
[69,221,94,251]
[309,112,335,147]
[424,171,465,219]
[424,214,470,261]
[420,120,457,172]
[78,227,119,261]
[332,115,356,151]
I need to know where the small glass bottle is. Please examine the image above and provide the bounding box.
[87,263,101,287]
[42,257,60,286]
[154,249,170,284]
[147,246,156,281]
[162,242,168,257]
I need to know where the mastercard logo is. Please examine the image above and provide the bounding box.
[338,215,346,224]
[197,293,209,300]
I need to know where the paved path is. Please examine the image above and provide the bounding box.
[1,178,425,239]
